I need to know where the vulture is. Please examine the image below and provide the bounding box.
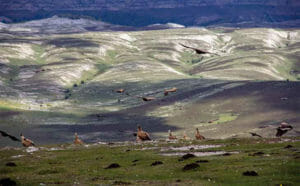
[0,130,20,142]
[142,97,156,102]
[182,131,191,140]
[136,125,151,141]
[20,133,35,147]
[276,122,293,137]
[195,128,205,140]
[164,87,177,96]
[168,130,177,140]
[74,133,84,145]
[179,43,214,55]
[249,132,263,138]
[115,89,125,93]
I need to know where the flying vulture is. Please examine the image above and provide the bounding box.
[115,89,125,93]
[179,43,215,55]
[164,87,177,96]
[249,132,263,138]
[142,97,156,102]
[0,130,20,142]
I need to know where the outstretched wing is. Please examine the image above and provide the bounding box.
[179,43,213,55]
[276,128,288,137]
[0,130,21,142]
[143,132,151,140]
[249,132,262,138]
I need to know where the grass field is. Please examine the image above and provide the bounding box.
[0,138,299,185]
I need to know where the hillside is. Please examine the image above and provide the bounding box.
[0,19,299,146]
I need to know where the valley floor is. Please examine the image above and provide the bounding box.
[0,138,299,185]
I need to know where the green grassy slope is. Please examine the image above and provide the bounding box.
[0,138,299,185]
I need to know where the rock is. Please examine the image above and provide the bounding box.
[5,162,17,167]
[195,160,209,163]
[294,156,300,159]
[222,152,231,156]
[105,163,120,169]
[249,152,264,156]
[113,180,131,185]
[178,153,195,161]
[182,163,199,171]
[151,161,163,166]
[284,145,293,149]
[243,171,258,176]
[0,178,17,186]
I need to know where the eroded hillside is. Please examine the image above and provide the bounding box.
[0,25,299,146]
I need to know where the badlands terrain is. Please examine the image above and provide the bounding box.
[0,17,299,146]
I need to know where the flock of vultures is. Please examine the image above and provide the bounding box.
[0,122,293,147]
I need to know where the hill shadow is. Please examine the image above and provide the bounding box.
[0,78,299,147]
[45,37,99,48]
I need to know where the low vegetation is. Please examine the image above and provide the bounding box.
[0,138,299,185]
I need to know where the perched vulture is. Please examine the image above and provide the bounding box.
[182,131,191,140]
[179,43,213,55]
[142,97,156,102]
[136,125,151,141]
[0,130,20,142]
[115,89,125,93]
[74,133,84,145]
[20,134,35,147]
[164,87,177,96]
[195,128,205,140]
[276,122,293,137]
[168,130,177,140]
[249,132,263,138]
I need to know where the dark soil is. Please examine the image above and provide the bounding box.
[178,153,195,161]
[243,171,258,176]
[182,163,199,171]
[105,163,121,169]
[5,162,17,167]
[195,160,209,163]
[0,178,17,186]
[151,161,163,166]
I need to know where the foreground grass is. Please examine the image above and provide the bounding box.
[0,138,299,185]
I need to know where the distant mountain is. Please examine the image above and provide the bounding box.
[0,16,186,35]
[0,0,299,27]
